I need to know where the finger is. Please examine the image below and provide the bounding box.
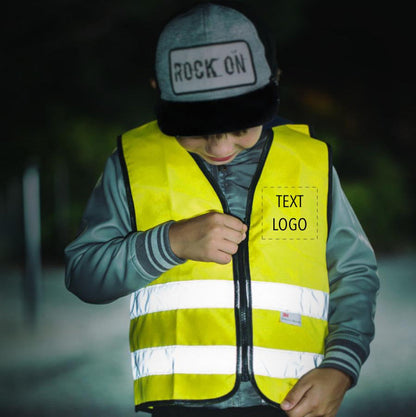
[218,240,239,256]
[286,397,315,417]
[222,214,247,233]
[212,250,232,265]
[281,380,312,411]
[223,228,247,244]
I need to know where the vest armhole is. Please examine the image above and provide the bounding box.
[117,135,137,231]
[308,125,316,138]
[326,142,333,238]
[307,126,333,237]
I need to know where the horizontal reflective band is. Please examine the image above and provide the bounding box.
[131,345,322,380]
[253,346,323,379]
[130,280,235,319]
[251,281,328,321]
[131,280,328,321]
[131,345,237,380]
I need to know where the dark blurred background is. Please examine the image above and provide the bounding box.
[2,0,415,261]
[1,0,415,416]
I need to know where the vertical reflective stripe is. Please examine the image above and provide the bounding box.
[251,281,328,320]
[131,345,237,380]
[130,280,235,319]
[131,280,328,321]
[253,347,324,379]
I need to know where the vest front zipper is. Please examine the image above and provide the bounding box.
[191,131,273,385]
[234,131,273,382]
[234,237,251,381]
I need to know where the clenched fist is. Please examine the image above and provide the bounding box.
[169,212,247,264]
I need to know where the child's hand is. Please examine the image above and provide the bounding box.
[280,368,351,417]
[169,212,247,264]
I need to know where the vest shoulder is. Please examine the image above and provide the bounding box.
[122,120,162,140]
[275,124,311,136]
[269,120,328,148]
[272,124,322,142]
[266,116,326,140]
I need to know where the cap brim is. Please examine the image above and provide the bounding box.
[156,82,279,136]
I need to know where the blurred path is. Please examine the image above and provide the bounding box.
[338,253,416,416]
[0,267,137,417]
[1,253,415,416]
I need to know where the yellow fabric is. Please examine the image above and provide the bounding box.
[254,376,298,405]
[249,124,329,291]
[134,374,237,406]
[252,310,327,353]
[130,308,236,351]
[121,120,329,409]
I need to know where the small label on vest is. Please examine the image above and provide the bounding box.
[261,186,319,240]
[169,41,256,95]
[280,311,302,326]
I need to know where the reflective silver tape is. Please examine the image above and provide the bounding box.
[131,345,236,380]
[131,345,322,380]
[130,280,234,319]
[130,280,328,321]
[253,346,323,379]
[251,281,328,321]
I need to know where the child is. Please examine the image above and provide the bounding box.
[65,2,379,416]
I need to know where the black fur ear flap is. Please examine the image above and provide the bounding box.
[156,82,279,137]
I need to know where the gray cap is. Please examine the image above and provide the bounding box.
[155,2,279,136]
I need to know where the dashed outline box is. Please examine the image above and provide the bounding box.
[261,186,318,240]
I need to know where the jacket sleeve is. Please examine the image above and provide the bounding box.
[319,168,380,385]
[64,150,184,304]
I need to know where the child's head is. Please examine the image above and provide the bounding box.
[176,126,263,165]
[154,1,279,140]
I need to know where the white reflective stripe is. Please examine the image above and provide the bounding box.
[130,280,234,319]
[131,345,236,380]
[130,280,328,321]
[253,346,323,379]
[131,345,322,381]
[251,281,328,320]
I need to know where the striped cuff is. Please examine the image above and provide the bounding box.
[135,221,185,280]
[319,339,368,386]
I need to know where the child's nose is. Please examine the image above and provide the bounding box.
[206,135,233,156]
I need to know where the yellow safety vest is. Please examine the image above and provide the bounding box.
[119,120,330,411]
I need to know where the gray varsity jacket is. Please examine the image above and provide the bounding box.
[65,123,379,408]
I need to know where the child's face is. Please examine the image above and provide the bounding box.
[176,125,263,165]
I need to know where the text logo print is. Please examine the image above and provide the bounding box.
[261,186,319,240]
